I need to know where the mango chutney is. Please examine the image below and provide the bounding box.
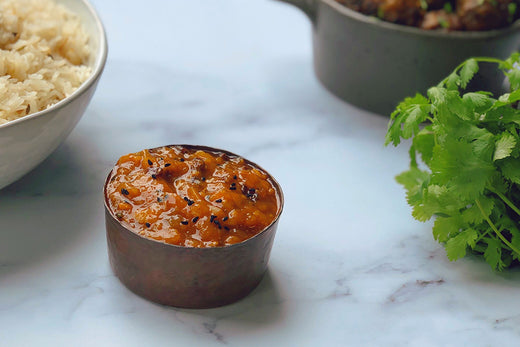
[106,145,281,247]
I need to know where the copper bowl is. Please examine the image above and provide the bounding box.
[103,145,284,308]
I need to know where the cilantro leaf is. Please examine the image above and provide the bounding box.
[459,58,479,89]
[506,68,520,91]
[430,138,494,200]
[385,94,430,146]
[499,158,520,184]
[462,92,494,114]
[412,128,435,166]
[462,199,494,225]
[445,228,478,261]
[494,133,516,161]
[433,215,464,242]
[483,237,505,271]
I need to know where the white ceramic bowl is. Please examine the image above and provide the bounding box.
[0,0,107,190]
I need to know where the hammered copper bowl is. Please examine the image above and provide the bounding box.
[104,145,284,308]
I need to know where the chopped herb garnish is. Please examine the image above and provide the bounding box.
[509,3,517,22]
[377,7,385,18]
[224,226,230,231]
[438,17,449,29]
[222,216,228,222]
[210,215,216,223]
[116,212,123,220]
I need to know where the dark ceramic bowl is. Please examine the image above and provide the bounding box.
[277,0,520,115]
[104,145,284,308]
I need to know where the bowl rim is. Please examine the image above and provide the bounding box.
[319,0,520,39]
[0,0,108,131]
[103,144,285,251]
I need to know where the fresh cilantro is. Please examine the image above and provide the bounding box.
[386,53,520,270]
[509,3,517,22]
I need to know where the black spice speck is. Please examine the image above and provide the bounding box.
[116,212,123,220]
[233,175,237,179]
[145,222,151,227]
[148,159,153,166]
[121,188,129,195]
[224,226,230,231]
[210,215,216,223]
[165,163,171,167]
[229,186,236,191]
[192,217,199,223]
[202,177,206,181]
[180,158,185,162]
[181,221,189,225]
[215,199,222,203]
[222,216,229,222]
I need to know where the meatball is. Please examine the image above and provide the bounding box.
[421,9,463,29]
[457,0,517,30]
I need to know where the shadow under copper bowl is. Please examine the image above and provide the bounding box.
[104,145,284,308]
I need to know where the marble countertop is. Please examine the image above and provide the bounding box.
[2,0,520,346]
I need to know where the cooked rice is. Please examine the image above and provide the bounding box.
[0,0,91,125]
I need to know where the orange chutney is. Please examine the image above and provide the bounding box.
[106,146,281,247]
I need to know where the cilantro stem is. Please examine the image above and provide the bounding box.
[475,227,492,244]
[492,190,520,218]
[454,57,503,72]
[476,198,520,256]
[440,57,505,85]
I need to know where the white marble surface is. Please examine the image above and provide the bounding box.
[2,0,520,346]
